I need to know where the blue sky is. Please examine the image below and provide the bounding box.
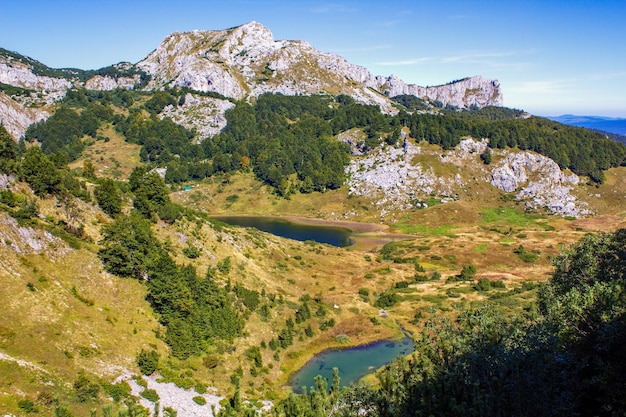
[2,0,625,117]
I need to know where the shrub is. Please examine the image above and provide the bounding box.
[192,396,207,406]
[375,291,399,308]
[183,245,200,259]
[101,381,131,402]
[18,399,37,413]
[137,349,159,376]
[141,389,159,403]
[514,245,539,263]
[459,264,476,281]
[194,382,207,394]
[203,354,219,369]
[73,371,100,402]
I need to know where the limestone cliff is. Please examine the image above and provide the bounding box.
[0,92,48,139]
[376,75,503,109]
[0,60,71,93]
[84,74,142,90]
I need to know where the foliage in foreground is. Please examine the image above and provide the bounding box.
[273,229,626,417]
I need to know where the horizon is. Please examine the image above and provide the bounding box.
[1,0,625,117]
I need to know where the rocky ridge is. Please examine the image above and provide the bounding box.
[0,59,72,93]
[377,74,503,109]
[84,74,142,90]
[137,21,502,113]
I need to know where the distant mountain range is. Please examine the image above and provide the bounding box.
[548,114,626,136]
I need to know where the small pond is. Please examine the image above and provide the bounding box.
[213,216,353,247]
[290,334,414,392]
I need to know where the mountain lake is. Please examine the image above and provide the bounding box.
[212,216,354,247]
[290,334,414,392]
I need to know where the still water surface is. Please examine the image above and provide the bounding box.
[290,335,414,392]
[214,216,353,247]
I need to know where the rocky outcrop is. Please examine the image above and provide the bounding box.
[376,75,503,109]
[84,74,141,90]
[0,60,71,93]
[346,131,462,219]
[0,212,68,257]
[159,93,235,140]
[0,92,49,139]
[490,152,588,217]
[347,136,589,219]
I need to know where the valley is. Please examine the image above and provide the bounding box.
[0,21,625,417]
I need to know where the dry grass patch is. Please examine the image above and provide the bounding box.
[71,124,141,180]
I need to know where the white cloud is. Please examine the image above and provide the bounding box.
[373,19,404,28]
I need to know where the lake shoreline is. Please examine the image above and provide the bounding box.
[210,214,415,250]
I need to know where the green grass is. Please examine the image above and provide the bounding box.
[480,207,553,230]
[474,243,489,252]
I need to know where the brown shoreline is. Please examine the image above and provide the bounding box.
[210,214,415,250]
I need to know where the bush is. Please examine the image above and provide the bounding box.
[137,349,160,375]
[194,382,207,394]
[141,389,159,403]
[73,371,100,402]
[203,354,219,369]
[183,245,200,259]
[514,245,539,263]
[101,381,131,402]
[375,291,399,308]
[17,399,37,413]
[192,396,207,406]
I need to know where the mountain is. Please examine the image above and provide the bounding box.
[0,22,502,139]
[548,114,626,136]
[2,21,626,417]
[136,21,502,111]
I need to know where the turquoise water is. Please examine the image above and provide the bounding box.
[213,216,353,247]
[290,335,414,392]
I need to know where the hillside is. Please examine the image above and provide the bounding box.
[0,21,626,417]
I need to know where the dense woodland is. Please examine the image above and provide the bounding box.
[21,88,626,199]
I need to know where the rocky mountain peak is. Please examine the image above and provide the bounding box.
[136,22,503,111]
[1,22,506,141]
